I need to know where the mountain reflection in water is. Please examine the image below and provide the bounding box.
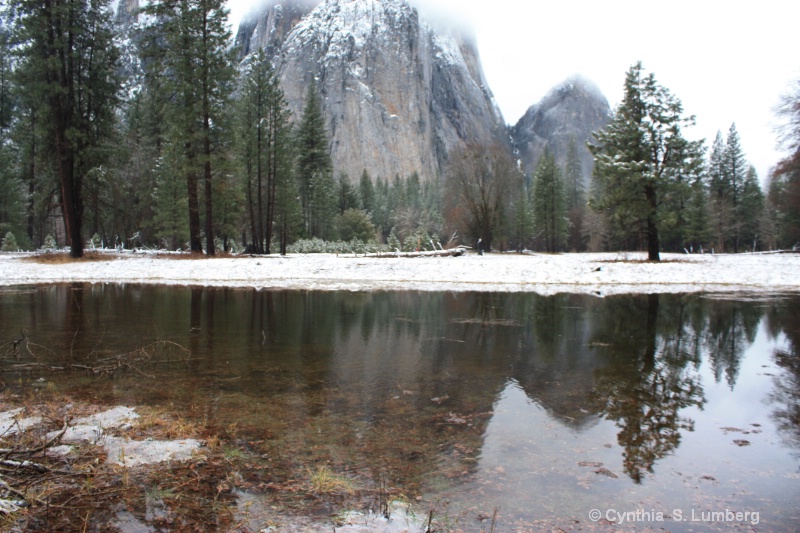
[1,285,798,529]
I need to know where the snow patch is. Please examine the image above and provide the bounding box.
[105,436,201,467]
[13,406,203,466]
[0,409,42,437]
[2,251,799,295]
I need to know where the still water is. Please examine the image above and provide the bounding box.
[1,285,798,530]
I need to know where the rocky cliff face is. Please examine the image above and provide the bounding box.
[510,77,611,184]
[235,0,509,182]
[234,0,318,58]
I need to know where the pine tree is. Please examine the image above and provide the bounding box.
[14,0,120,258]
[532,148,567,252]
[151,150,189,250]
[707,131,730,252]
[272,130,301,255]
[564,137,585,211]
[723,124,749,252]
[235,49,293,253]
[739,165,764,251]
[564,136,586,251]
[359,169,375,215]
[0,23,26,246]
[212,169,244,252]
[512,175,533,252]
[296,79,332,238]
[684,175,710,252]
[309,170,338,240]
[371,177,391,239]
[116,83,163,247]
[420,176,444,241]
[336,172,360,214]
[337,208,375,243]
[0,20,13,134]
[406,172,422,212]
[589,62,702,261]
[144,0,236,255]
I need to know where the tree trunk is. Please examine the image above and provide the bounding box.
[265,123,277,255]
[645,184,660,261]
[256,121,264,253]
[186,145,202,253]
[60,159,84,258]
[27,112,36,245]
[204,125,215,256]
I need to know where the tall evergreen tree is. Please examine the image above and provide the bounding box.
[739,165,764,251]
[723,123,749,252]
[309,170,338,240]
[235,49,293,253]
[151,149,189,249]
[295,79,333,238]
[564,137,585,211]
[532,148,567,253]
[684,175,710,252]
[512,175,533,252]
[14,0,120,257]
[589,62,702,261]
[707,131,730,252]
[336,172,360,214]
[274,152,302,255]
[371,177,391,239]
[144,0,235,255]
[358,169,375,215]
[0,20,25,245]
[564,136,586,251]
[0,19,13,135]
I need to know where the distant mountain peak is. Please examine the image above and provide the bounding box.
[237,0,508,181]
[511,76,611,182]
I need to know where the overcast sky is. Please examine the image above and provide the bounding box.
[227,0,800,181]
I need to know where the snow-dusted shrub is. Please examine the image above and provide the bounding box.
[287,238,381,255]
[402,228,432,252]
[387,228,401,252]
[41,234,58,251]
[87,233,102,249]
[1,232,18,252]
[213,237,240,254]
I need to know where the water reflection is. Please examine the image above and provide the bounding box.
[766,297,800,454]
[591,295,706,482]
[1,286,798,527]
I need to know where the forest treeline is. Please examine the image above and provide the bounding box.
[0,1,798,259]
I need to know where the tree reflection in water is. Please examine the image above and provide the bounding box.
[767,298,800,454]
[591,294,706,483]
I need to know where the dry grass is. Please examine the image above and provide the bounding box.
[132,406,202,440]
[307,465,357,495]
[596,257,698,264]
[20,250,244,264]
[21,251,115,264]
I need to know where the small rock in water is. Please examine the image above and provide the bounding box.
[593,467,618,479]
[733,439,751,447]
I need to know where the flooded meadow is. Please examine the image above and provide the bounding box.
[1,285,798,531]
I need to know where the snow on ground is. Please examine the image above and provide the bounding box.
[1,251,798,295]
[2,405,202,467]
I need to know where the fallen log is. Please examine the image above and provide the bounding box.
[360,247,468,259]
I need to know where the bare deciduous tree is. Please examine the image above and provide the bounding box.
[445,143,520,252]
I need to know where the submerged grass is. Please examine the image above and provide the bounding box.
[307,465,357,495]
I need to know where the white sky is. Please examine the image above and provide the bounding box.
[226,0,800,182]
